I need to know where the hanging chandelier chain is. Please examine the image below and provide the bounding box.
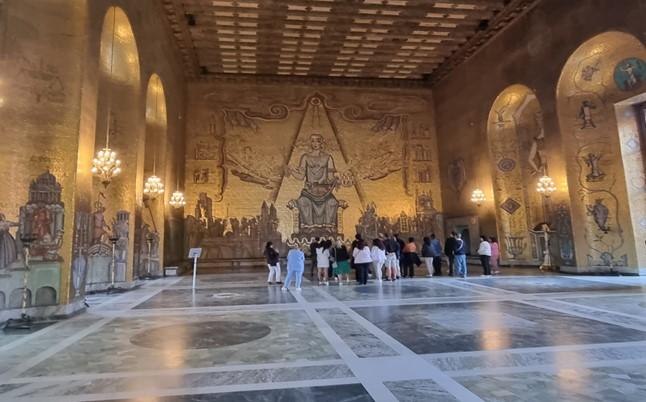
[91,7,122,188]
[105,6,117,148]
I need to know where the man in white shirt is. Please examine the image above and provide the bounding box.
[477,236,492,276]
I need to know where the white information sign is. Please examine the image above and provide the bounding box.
[188,248,203,289]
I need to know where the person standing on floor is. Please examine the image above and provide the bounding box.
[489,237,500,275]
[454,233,467,278]
[309,237,320,279]
[351,233,363,283]
[444,232,457,276]
[383,233,400,281]
[401,237,420,278]
[327,240,335,281]
[264,241,282,285]
[282,244,305,291]
[370,238,386,282]
[422,236,434,277]
[430,233,443,277]
[478,236,492,276]
[316,240,331,286]
[394,233,405,279]
[332,240,352,284]
[352,238,372,285]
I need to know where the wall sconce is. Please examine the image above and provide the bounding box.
[470,188,486,206]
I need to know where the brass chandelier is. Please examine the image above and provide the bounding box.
[169,156,185,208]
[144,81,164,200]
[536,175,556,197]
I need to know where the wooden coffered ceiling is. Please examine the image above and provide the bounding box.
[162,0,538,84]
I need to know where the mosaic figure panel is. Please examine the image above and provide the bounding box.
[557,31,646,272]
[487,85,551,263]
[185,86,441,259]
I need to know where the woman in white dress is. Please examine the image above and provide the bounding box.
[370,238,386,282]
[316,239,331,286]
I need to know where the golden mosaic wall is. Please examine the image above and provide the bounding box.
[185,81,442,258]
[0,0,87,307]
[557,31,646,272]
[0,0,186,312]
[434,0,645,273]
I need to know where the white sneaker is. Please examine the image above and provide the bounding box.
[296,287,302,292]
[325,281,330,286]
[339,282,343,286]
[281,287,287,291]
[378,279,382,283]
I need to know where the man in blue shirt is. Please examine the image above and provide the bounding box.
[454,233,467,278]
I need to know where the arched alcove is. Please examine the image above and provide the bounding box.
[9,288,31,309]
[556,31,646,272]
[0,291,5,309]
[35,286,57,306]
[137,74,168,277]
[487,84,546,263]
[90,6,142,284]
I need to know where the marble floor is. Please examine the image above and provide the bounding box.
[2,272,646,401]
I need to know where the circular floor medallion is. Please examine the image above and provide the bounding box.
[130,321,271,350]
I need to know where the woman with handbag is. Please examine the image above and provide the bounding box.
[332,240,352,284]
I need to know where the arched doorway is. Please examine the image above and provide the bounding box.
[557,31,646,273]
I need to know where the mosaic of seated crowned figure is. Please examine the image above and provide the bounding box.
[286,134,347,238]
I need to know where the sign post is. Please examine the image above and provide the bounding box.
[188,248,202,290]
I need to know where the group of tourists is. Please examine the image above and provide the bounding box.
[307,233,424,286]
[263,232,502,290]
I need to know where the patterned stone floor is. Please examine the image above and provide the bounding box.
[2,271,646,401]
